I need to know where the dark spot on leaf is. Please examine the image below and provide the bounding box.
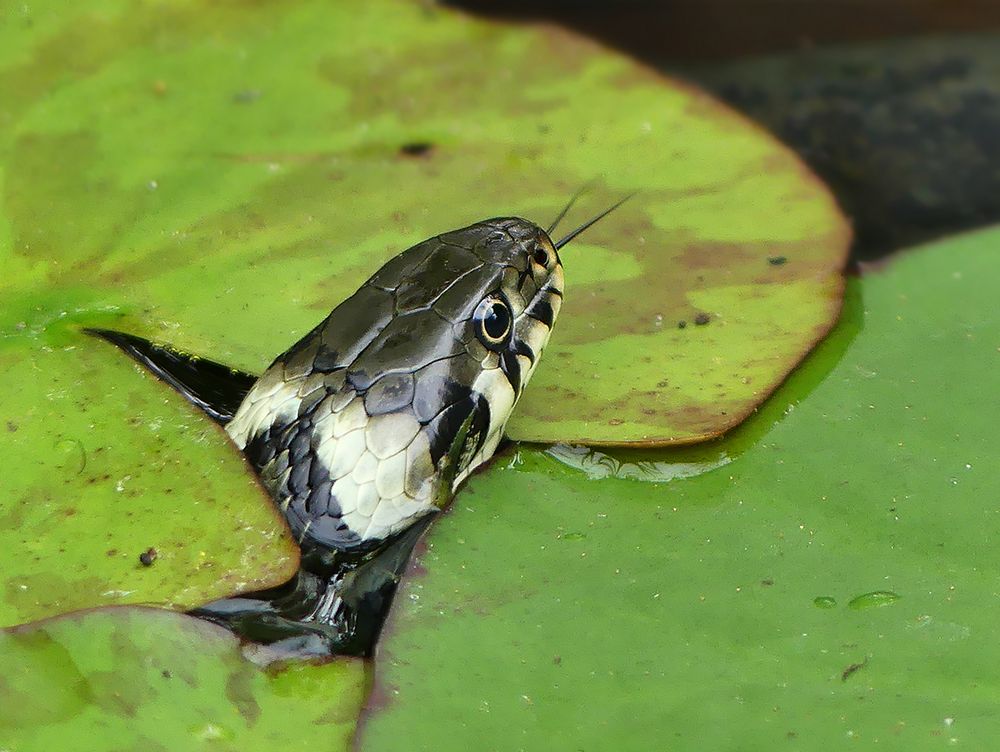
[106,549,118,557]
[226,662,262,724]
[677,320,687,329]
[161,669,172,679]
[768,255,788,266]
[6,421,17,432]
[761,578,774,586]
[694,312,711,326]
[841,658,868,682]
[232,88,261,104]
[399,141,434,157]
[139,548,158,567]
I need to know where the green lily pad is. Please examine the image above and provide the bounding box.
[362,228,999,749]
[0,0,847,450]
[0,607,366,750]
[0,315,299,627]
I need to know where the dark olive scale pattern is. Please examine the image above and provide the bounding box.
[226,218,563,574]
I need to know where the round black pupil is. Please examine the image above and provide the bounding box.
[483,303,509,340]
[533,248,548,266]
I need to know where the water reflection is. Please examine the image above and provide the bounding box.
[545,443,731,482]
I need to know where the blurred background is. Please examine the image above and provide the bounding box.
[454,0,1000,261]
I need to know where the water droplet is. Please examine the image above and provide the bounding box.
[192,722,234,741]
[53,438,87,475]
[848,590,901,610]
[813,596,837,609]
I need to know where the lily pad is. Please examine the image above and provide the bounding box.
[0,607,366,750]
[362,228,1000,749]
[0,0,847,449]
[0,315,299,627]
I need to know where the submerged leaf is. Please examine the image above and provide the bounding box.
[0,607,366,750]
[363,228,1000,749]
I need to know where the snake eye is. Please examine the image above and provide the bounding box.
[474,296,512,348]
[532,245,550,267]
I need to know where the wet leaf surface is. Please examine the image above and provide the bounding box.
[0,607,366,750]
[0,0,847,448]
[363,228,1000,749]
[0,317,298,627]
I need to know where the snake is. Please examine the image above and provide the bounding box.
[89,197,625,655]
[225,217,564,576]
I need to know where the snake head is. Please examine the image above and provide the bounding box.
[225,218,563,570]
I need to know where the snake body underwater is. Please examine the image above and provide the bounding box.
[91,203,622,656]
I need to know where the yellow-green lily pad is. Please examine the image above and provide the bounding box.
[0,0,847,451]
[0,314,299,627]
[361,228,1000,749]
[0,607,366,750]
